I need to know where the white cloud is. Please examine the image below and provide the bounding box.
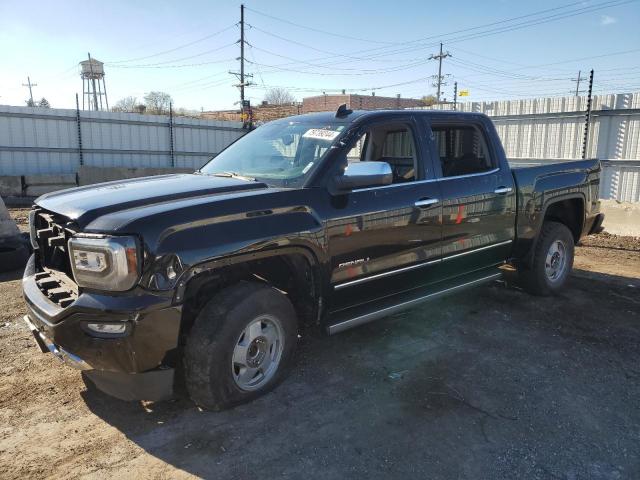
[601,15,617,26]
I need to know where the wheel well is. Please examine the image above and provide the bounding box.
[180,253,320,337]
[543,198,584,243]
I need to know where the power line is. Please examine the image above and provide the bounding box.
[106,24,236,64]
[247,1,586,50]
[245,56,428,76]
[243,0,635,73]
[244,6,398,45]
[108,43,237,68]
[108,57,236,69]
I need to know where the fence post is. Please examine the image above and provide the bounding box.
[169,102,175,167]
[582,69,594,160]
[75,94,84,176]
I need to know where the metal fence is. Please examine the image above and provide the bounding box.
[0,105,246,175]
[419,92,640,202]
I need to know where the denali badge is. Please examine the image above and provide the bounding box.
[338,258,369,268]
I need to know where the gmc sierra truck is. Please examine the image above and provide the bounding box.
[23,107,604,410]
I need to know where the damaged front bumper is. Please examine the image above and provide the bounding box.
[22,255,182,402]
[24,314,92,370]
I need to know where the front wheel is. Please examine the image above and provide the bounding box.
[184,281,298,410]
[518,221,575,296]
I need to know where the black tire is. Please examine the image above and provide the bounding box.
[518,221,575,296]
[184,281,298,410]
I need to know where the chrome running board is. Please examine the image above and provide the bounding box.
[327,270,502,335]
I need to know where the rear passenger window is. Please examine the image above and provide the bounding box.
[431,125,494,177]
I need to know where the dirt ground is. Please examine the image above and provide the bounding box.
[1,208,639,479]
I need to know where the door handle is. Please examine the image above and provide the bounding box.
[415,198,439,207]
[494,186,513,194]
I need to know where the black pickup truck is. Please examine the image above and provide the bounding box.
[23,108,604,410]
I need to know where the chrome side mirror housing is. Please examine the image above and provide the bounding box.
[333,161,393,191]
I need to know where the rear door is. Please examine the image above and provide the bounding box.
[327,115,443,311]
[425,117,516,279]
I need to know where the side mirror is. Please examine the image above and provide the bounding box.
[333,161,393,191]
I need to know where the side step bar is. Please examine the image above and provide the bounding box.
[327,269,502,335]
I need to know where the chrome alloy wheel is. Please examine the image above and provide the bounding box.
[545,239,567,282]
[231,315,285,391]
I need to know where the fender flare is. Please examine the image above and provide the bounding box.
[173,245,325,304]
[520,192,586,267]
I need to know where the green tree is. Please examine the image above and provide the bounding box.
[38,97,50,108]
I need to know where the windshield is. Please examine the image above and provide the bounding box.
[199,120,348,188]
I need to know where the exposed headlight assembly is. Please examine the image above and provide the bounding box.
[68,236,140,291]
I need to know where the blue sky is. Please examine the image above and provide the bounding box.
[1,0,639,111]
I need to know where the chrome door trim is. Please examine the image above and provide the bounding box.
[333,240,512,290]
[494,186,513,194]
[441,239,513,262]
[437,168,500,182]
[352,167,501,192]
[334,258,441,290]
[328,272,503,334]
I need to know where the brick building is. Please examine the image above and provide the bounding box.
[203,94,424,123]
[302,93,424,113]
[202,103,302,122]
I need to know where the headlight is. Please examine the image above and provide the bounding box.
[68,236,140,291]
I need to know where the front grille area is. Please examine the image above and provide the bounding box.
[31,209,79,307]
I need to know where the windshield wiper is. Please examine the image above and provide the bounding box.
[210,171,256,182]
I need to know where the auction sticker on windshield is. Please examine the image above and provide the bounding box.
[303,129,340,141]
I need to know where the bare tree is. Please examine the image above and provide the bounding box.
[420,95,437,107]
[263,87,295,105]
[112,96,138,112]
[144,91,172,114]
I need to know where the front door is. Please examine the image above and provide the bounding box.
[326,117,442,312]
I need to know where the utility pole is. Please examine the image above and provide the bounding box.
[582,69,594,160]
[572,70,584,96]
[229,4,253,127]
[240,3,245,104]
[22,76,37,106]
[429,43,451,104]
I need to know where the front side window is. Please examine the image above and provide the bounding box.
[345,123,418,184]
[200,120,348,187]
[431,124,494,177]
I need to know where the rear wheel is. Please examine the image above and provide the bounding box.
[518,221,575,296]
[184,281,298,410]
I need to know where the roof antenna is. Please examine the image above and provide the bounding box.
[335,103,353,118]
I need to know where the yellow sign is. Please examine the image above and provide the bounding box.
[458,90,470,97]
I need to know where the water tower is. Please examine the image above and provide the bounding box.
[80,55,108,111]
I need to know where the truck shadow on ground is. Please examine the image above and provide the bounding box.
[81,274,640,479]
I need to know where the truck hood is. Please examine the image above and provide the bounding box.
[36,173,269,228]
